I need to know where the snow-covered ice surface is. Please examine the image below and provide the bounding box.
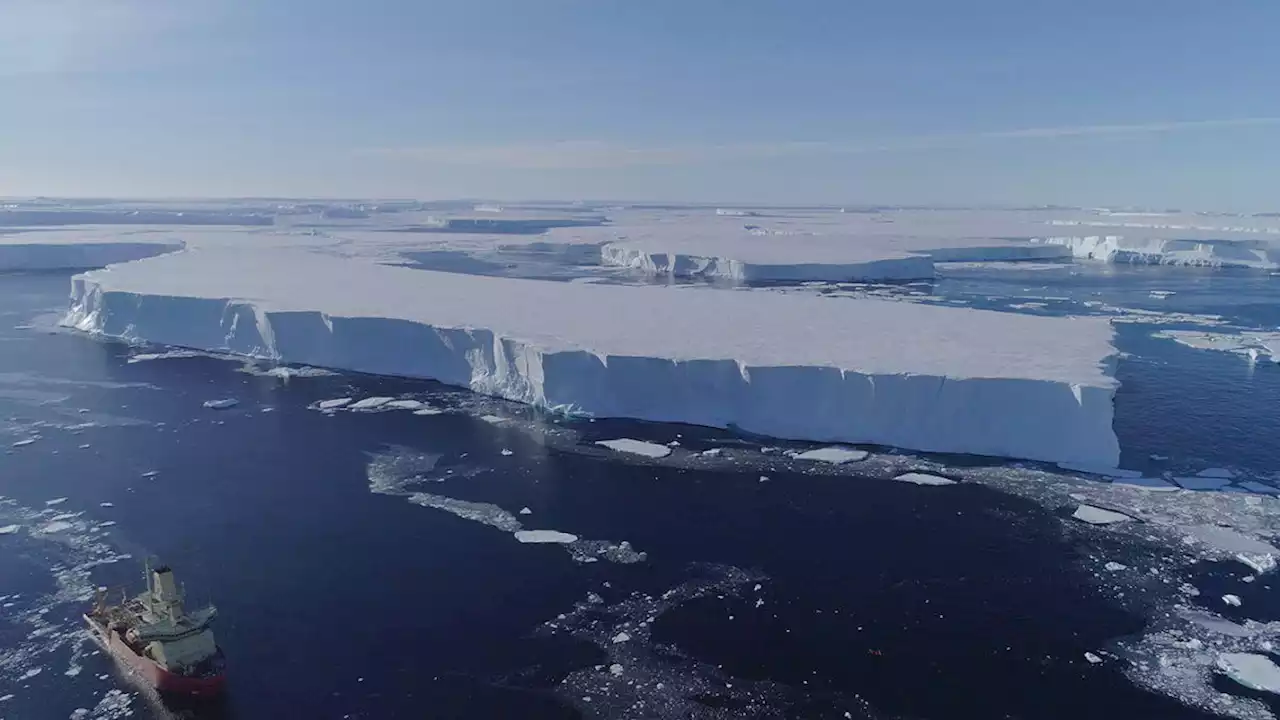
[60,244,1121,465]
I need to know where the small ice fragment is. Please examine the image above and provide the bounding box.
[99,502,113,508]
[0,693,12,701]
[519,507,532,515]
[1216,653,1280,694]
[348,396,393,410]
[317,397,353,409]
[413,408,444,416]
[759,475,770,482]
[19,667,42,680]
[514,530,579,544]
[1071,504,1134,525]
[1243,575,1256,583]
[500,449,513,456]
[45,497,68,506]
[792,447,868,464]
[667,440,680,447]
[480,415,504,424]
[895,472,957,486]
[40,521,74,533]
[1149,454,1169,461]
[0,524,20,535]
[612,632,630,644]
[1104,561,1128,572]
[1223,594,1242,607]
[700,448,722,457]
[202,398,238,410]
[141,471,159,478]
[12,438,37,447]
[586,592,603,604]
[595,439,672,458]
[1197,468,1235,479]
[1084,652,1103,664]
[609,663,624,676]
[1149,290,1176,299]
[78,444,91,449]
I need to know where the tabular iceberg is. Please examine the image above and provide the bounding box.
[63,247,1121,466]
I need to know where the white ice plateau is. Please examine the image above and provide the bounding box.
[19,203,1280,467]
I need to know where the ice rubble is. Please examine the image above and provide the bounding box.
[63,248,1122,465]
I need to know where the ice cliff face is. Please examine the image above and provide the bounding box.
[64,262,1121,467]
[1039,236,1280,269]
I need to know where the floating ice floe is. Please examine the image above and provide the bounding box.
[11,438,38,447]
[383,399,425,410]
[500,449,513,456]
[1183,526,1278,575]
[1175,476,1233,491]
[348,396,394,411]
[1112,476,1180,491]
[515,530,579,544]
[1056,462,1144,479]
[367,449,645,565]
[316,397,352,409]
[1223,595,1242,607]
[99,502,113,508]
[699,448,722,457]
[595,439,672,459]
[1153,330,1280,364]
[791,447,868,464]
[1085,652,1103,664]
[45,497,68,506]
[127,349,210,363]
[1104,561,1128,571]
[1216,653,1280,695]
[0,524,20,535]
[894,472,957,486]
[1072,504,1135,525]
[479,415,505,424]
[202,398,238,410]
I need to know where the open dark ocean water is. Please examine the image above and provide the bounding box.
[1,268,1277,720]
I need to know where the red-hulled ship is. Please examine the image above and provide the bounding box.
[85,563,226,696]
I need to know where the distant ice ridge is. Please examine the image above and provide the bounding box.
[0,240,183,271]
[600,240,935,282]
[598,231,1068,283]
[63,248,1121,465]
[1038,235,1280,270]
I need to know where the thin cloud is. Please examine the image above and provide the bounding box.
[370,117,1280,169]
[0,0,210,75]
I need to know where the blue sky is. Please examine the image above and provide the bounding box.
[2,0,1278,209]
